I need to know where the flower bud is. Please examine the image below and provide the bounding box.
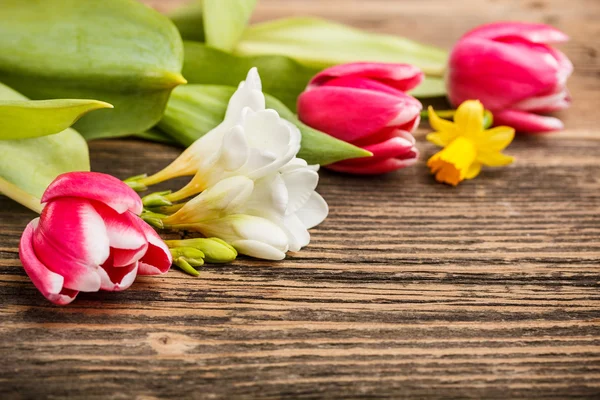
[447,22,573,133]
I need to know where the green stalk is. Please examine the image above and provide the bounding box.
[0,176,43,213]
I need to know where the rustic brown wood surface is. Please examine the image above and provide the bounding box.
[1,0,600,398]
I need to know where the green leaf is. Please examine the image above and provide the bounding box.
[0,99,113,140]
[0,83,89,199]
[409,76,447,98]
[237,17,448,77]
[203,0,257,52]
[169,0,205,42]
[183,41,320,110]
[0,0,185,140]
[158,85,371,165]
[133,128,178,145]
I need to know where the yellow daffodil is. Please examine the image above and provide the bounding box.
[426,100,515,186]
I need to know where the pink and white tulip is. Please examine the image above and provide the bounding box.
[19,172,172,305]
[447,22,573,134]
[298,62,423,175]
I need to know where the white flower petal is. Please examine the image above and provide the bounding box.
[282,168,319,216]
[224,67,265,125]
[296,192,329,229]
[231,240,286,261]
[219,126,249,171]
[167,177,254,224]
[283,214,311,252]
[245,173,288,218]
[197,215,289,260]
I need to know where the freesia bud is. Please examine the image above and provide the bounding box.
[298,62,423,174]
[165,238,237,264]
[19,172,173,305]
[447,22,573,133]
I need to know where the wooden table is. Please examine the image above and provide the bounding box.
[1,0,599,398]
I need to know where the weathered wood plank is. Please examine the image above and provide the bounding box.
[0,0,599,398]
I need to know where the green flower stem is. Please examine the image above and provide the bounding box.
[0,176,43,214]
[421,109,494,129]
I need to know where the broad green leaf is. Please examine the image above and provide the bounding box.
[133,129,178,145]
[183,41,320,110]
[169,0,205,42]
[0,99,112,140]
[237,17,448,77]
[409,76,447,98]
[158,85,371,165]
[0,0,185,140]
[0,83,89,199]
[203,0,257,52]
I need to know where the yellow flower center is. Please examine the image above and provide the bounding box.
[427,136,477,186]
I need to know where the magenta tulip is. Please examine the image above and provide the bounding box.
[19,172,172,305]
[298,62,423,175]
[447,22,573,133]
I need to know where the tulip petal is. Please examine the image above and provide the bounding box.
[135,219,172,275]
[360,132,417,161]
[327,155,418,175]
[448,38,563,110]
[298,86,419,142]
[296,192,329,229]
[33,198,108,292]
[42,172,143,215]
[19,219,79,305]
[464,22,569,44]
[98,256,138,291]
[309,62,424,92]
[494,109,564,133]
[512,88,571,113]
[92,204,148,267]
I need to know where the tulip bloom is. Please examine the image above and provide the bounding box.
[447,22,573,133]
[298,62,423,174]
[19,172,172,305]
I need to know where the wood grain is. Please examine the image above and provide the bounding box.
[1,0,600,398]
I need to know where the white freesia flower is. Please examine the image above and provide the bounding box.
[162,176,290,260]
[142,68,301,203]
[145,67,328,260]
[162,160,329,259]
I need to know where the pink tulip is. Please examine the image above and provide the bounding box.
[447,22,573,133]
[298,62,423,174]
[19,172,172,305]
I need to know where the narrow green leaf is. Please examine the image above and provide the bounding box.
[183,41,320,110]
[158,85,371,166]
[409,76,447,98]
[0,0,185,140]
[237,17,448,77]
[0,99,113,140]
[203,0,257,52]
[169,0,205,42]
[0,83,89,199]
